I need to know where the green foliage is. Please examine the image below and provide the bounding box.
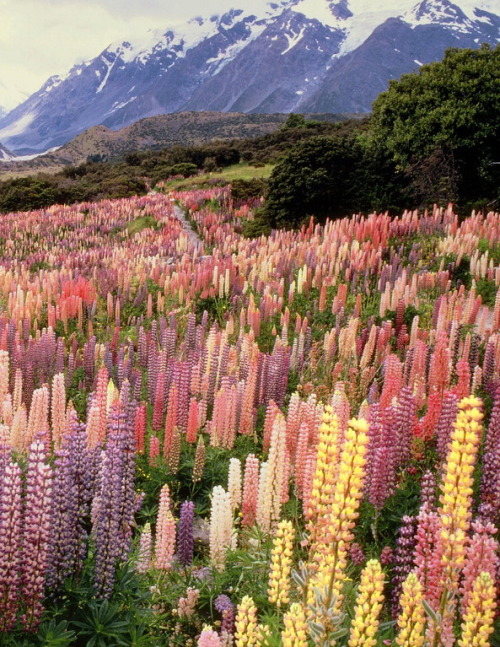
[371,44,500,205]
[264,135,367,229]
[230,178,267,204]
[126,214,159,236]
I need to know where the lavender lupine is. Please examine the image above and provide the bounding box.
[481,387,500,518]
[93,405,136,597]
[215,594,235,637]
[0,459,23,631]
[395,386,416,467]
[435,392,459,462]
[21,440,53,631]
[48,420,95,592]
[177,501,195,567]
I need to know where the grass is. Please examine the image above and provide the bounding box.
[157,163,275,192]
[126,214,158,235]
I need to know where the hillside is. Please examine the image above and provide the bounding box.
[0,111,346,178]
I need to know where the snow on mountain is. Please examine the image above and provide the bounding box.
[0,0,497,154]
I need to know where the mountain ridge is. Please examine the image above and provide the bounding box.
[0,0,498,154]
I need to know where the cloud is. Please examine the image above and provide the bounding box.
[0,0,274,111]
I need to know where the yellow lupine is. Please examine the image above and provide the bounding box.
[429,397,484,647]
[306,406,341,541]
[458,572,496,647]
[282,603,308,647]
[348,560,385,647]
[235,596,258,647]
[439,397,483,583]
[268,519,295,607]
[395,573,426,647]
[307,418,370,640]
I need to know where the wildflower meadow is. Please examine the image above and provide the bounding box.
[0,186,498,646]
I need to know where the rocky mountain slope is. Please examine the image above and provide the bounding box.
[0,0,498,154]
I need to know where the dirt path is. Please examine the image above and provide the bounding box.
[172,203,203,249]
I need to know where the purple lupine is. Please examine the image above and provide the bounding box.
[93,404,136,597]
[368,405,397,510]
[349,542,366,566]
[380,546,394,565]
[435,392,459,462]
[395,386,416,468]
[177,501,195,567]
[391,515,417,618]
[214,594,235,637]
[480,387,500,519]
[0,459,23,631]
[21,439,53,631]
[48,421,94,591]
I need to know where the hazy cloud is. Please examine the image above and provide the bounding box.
[0,0,265,111]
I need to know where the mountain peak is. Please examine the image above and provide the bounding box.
[0,0,497,154]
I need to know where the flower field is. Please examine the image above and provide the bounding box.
[0,187,498,646]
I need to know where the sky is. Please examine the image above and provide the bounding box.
[0,0,267,112]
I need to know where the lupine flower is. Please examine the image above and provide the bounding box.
[193,435,206,482]
[391,515,417,617]
[177,501,195,567]
[178,587,200,619]
[380,546,394,565]
[136,523,152,574]
[215,594,235,636]
[348,559,385,647]
[155,485,176,570]
[0,459,23,631]
[268,519,295,607]
[228,457,242,511]
[281,602,308,647]
[308,418,369,634]
[241,454,259,527]
[234,595,258,647]
[306,406,341,541]
[256,414,287,533]
[395,573,425,647]
[209,486,233,570]
[457,572,496,647]
[349,542,366,566]
[198,627,222,647]
[21,440,53,631]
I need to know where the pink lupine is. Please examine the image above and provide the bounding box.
[186,397,199,444]
[241,454,259,527]
[136,523,153,574]
[51,372,66,447]
[155,485,176,569]
[460,520,498,613]
[413,503,444,609]
[134,403,147,453]
[197,628,222,647]
[0,459,23,631]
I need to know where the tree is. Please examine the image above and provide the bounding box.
[370,44,500,204]
[263,135,371,229]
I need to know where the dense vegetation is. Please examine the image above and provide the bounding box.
[0,186,498,646]
[0,118,355,214]
[262,44,500,229]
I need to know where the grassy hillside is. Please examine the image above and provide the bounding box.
[0,111,351,179]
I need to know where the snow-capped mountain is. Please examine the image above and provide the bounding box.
[0,142,14,161]
[0,0,498,154]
